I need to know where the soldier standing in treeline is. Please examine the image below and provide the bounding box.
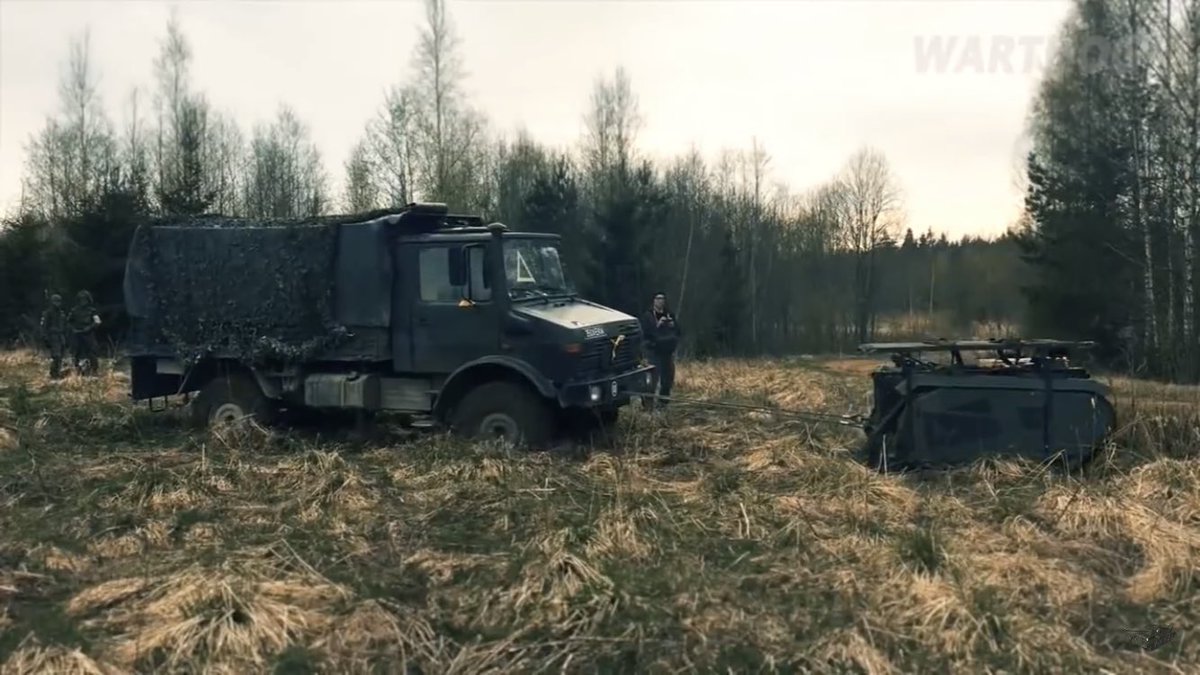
[69,290,102,376]
[39,293,68,379]
[641,291,682,411]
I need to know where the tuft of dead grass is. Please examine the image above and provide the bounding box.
[0,638,118,675]
[314,599,437,665]
[67,561,350,672]
[0,427,16,454]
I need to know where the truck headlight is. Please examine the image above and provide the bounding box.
[589,386,601,402]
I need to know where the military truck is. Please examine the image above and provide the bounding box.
[122,203,654,447]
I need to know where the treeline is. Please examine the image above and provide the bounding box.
[1018,0,1200,380]
[0,1,1029,357]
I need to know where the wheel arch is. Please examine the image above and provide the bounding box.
[185,358,279,400]
[433,356,555,422]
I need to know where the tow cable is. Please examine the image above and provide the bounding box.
[638,393,867,429]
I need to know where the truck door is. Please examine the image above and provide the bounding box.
[409,242,499,374]
[391,244,417,372]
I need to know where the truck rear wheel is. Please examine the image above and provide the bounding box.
[194,373,276,429]
[450,381,554,449]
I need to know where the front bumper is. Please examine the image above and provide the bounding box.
[558,364,655,408]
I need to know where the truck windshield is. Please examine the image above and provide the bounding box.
[503,239,571,300]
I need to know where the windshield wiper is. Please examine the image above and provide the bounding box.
[510,288,552,304]
[536,285,574,299]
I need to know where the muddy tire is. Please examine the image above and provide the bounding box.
[193,373,276,429]
[450,381,554,449]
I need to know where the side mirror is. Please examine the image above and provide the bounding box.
[447,246,467,287]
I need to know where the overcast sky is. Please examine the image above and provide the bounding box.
[0,0,1074,239]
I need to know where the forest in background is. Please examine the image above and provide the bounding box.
[1020,0,1200,381]
[1,0,1193,380]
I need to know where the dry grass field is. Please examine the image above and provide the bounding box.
[1,349,1198,674]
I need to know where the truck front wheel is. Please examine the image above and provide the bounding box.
[450,381,554,449]
[193,373,276,429]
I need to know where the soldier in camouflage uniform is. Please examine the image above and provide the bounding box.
[39,294,68,379]
[69,290,101,376]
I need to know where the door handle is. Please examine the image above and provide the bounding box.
[416,317,430,326]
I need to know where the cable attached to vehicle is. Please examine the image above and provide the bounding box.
[640,394,867,428]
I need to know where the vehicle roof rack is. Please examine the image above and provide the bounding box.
[858,338,1094,355]
[144,202,485,232]
[354,202,485,232]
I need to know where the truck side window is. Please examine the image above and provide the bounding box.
[418,246,461,303]
[467,246,492,302]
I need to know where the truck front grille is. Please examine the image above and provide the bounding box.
[577,323,641,379]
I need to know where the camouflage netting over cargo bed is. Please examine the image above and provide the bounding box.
[124,215,353,366]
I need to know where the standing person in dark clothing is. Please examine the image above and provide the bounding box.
[69,290,101,376]
[640,291,681,410]
[39,293,68,380]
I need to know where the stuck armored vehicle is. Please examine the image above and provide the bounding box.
[857,339,1116,470]
[122,203,654,447]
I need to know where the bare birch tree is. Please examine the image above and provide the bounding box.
[836,147,903,343]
